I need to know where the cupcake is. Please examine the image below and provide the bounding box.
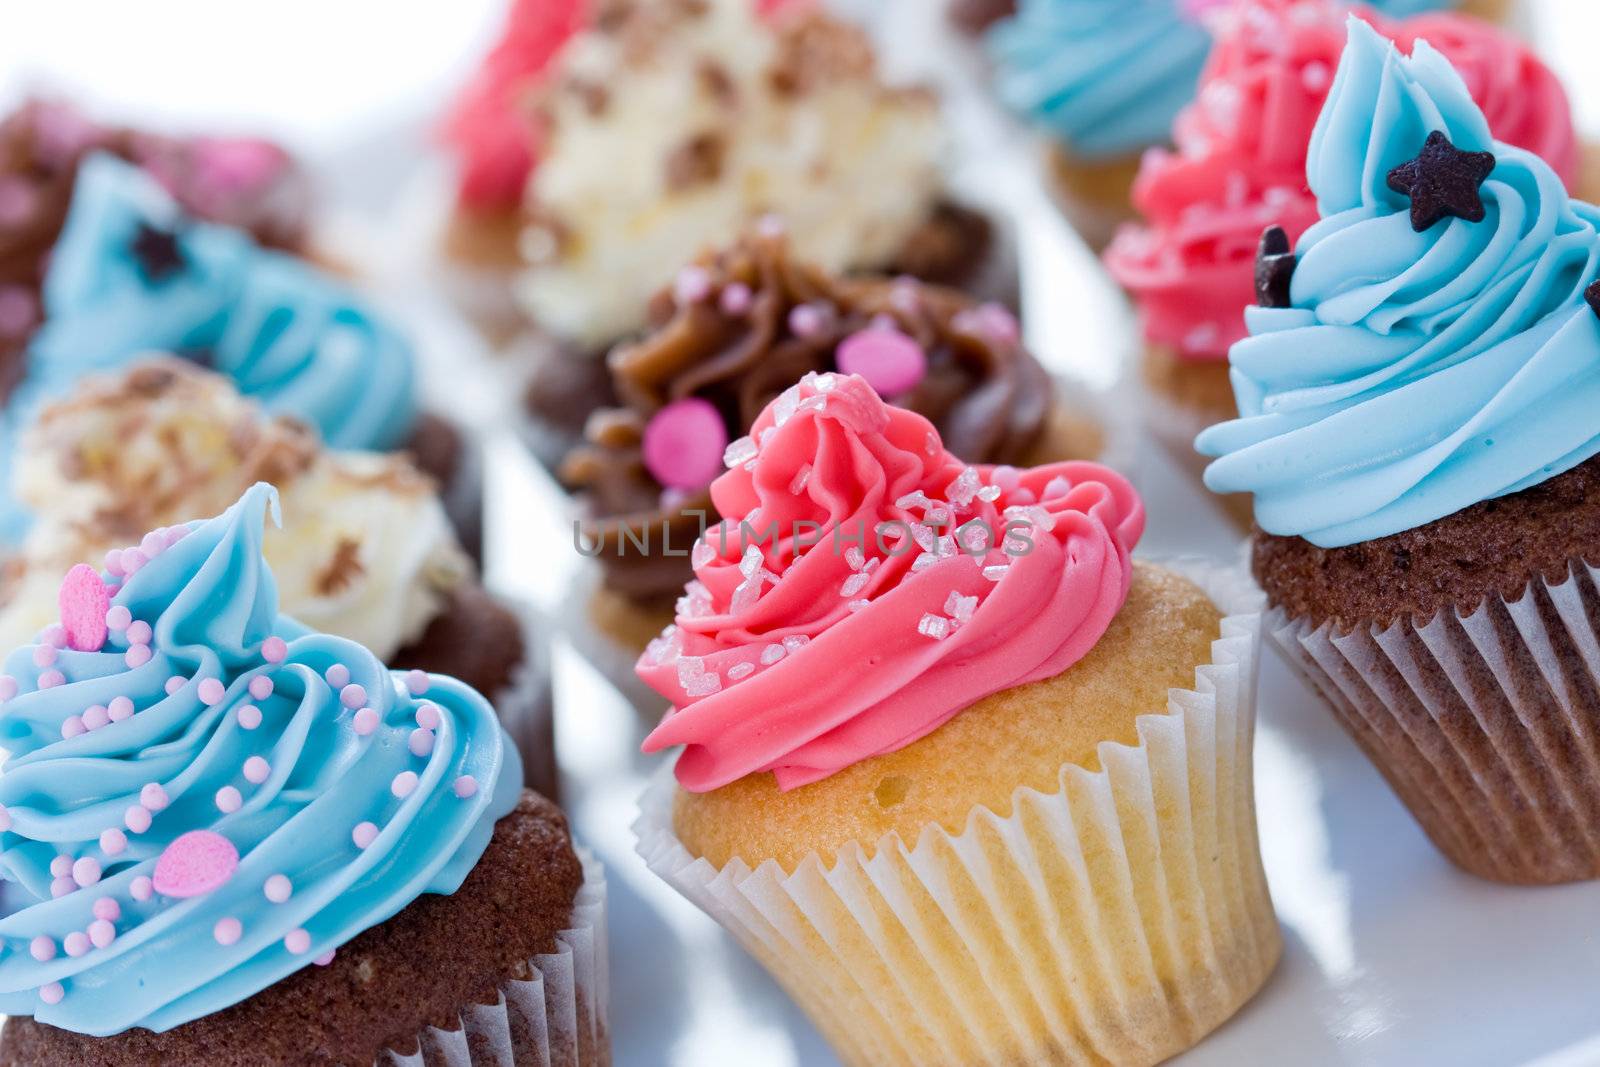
[0,149,478,552]
[1199,18,1600,884]
[562,230,1107,652]
[0,483,606,1063]
[0,358,556,799]
[986,0,1513,252]
[1106,0,1588,526]
[444,0,1002,362]
[634,373,1277,1065]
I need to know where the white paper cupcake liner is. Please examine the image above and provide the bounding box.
[1268,560,1600,885]
[379,847,609,1067]
[635,559,1279,1067]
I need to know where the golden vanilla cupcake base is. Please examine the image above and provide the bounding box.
[636,561,1278,1066]
[1048,145,1145,253]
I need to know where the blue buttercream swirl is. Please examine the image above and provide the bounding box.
[1197,18,1600,547]
[0,483,519,1035]
[986,0,1463,163]
[0,153,416,543]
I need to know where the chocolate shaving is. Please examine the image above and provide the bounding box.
[1385,130,1496,233]
[1254,225,1296,309]
[663,132,726,192]
[315,537,367,596]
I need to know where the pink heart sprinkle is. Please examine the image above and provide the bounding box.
[642,398,729,491]
[835,330,928,398]
[152,830,239,898]
[58,565,111,653]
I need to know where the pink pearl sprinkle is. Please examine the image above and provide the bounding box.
[198,678,226,705]
[836,329,928,398]
[100,828,128,855]
[63,931,89,957]
[788,303,825,337]
[0,675,15,701]
[38,669,65,690]
[124,805,153,834]
[216,786,242,813]
[125,644,152,669]
[641,397,729,491]
[125,621,152,645]
[264,874,292,903]
[130,876,153,901]
[262,636,287,663]
[61,716,86,740]
[119,549,147,576]
[243,756,270,784]
[140,783,169,812]
[88,918,116,948]
[284,928,311,954]
[139,531,166,558]
[340,683,366,710]
[237,705,262,730]
[155,829,239,898]
[408,729,435,757]
[109,697,135,723]
[352,822,378,849]
[82,705,109,731]
[325,664,350,689]
[165,675,186,696]
[104,551,127,578]
[214,917,242,946]
[166,524,189,546]
[404,669,429,695]
[50,876,74,898]
[415,703,442,730]
[72,857,101,887]
[391,771,419,798]
[453,775,479,799]
[674,264,712,305]
[720,281,753,316]
[314,950,336,966]
[38,981,64,1005]
[352,708,379,736]
[50,855,72,878]
[40,625,66,649]
[30,936,56,962]
[32,645,56,668]
[0,804,12,831]
[249,676,273,700]
[93,897,121,921]
[105,605,132,631]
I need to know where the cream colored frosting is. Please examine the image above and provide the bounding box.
[516,0,945,346]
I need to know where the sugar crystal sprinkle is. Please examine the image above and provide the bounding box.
[917,614,950,641]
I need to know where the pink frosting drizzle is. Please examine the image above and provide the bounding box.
[1105,0,1581,361]
[638,374,1144,793]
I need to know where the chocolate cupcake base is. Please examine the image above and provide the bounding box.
[406,414,483,565]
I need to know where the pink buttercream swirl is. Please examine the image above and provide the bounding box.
[638,373,1144,793]
[1105,0,1580,361]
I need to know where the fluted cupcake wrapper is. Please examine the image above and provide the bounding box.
[1270,561,1600,886]
[635,560,1279,1067]
[378,848,609,1067]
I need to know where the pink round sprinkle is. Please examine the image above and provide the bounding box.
[165,675,186,696]
[237,705,262,730]
[0,675,15,701]
[63,931,89,957]
[38,981,64,1005]
[263,874,292,903]
[88,918,116,949]
[82,705,109,731]
[719,281,753,316]
[339,683,366,710]
[243,756,270,784]
[57,564,111,653]
[100,828,128,855]
[104,551,126,578]
[788,303,825,337]
[119,549,147,576]
[32,645,56,668]
[408,729,435,757]
[642,397,728,491]
[284,928,311,955]
[105,605,132,631]
[139,531,166,558]
[352,822,378,849]
[125,621,152,645]
[154,829,239,898]
[50,876,74,898]
[125,644,153,669]
[61,716,86,740]
[415,703,442,730]
[93,897,121,921]
[30,936,55,962]
[391,771,419,798]
[124,805,153,834]
[403,669,429,696]
[314,950,336,966]
[674,265,712,305]
[140,783,169,812]
[325,664,350,689]
[453,775,479,799]
[198,678,226,705]
[214,917,242,946]
[836,329,927,398]
[50,855,72,878]
[0,804,11,831]
[215,786,242,813]
[38,670,65,690]
[130,876,153,901]
[262,636,287,663]
[109,696,136,722]
[352,708,379,736]
[248,676,273,700]
[71,857,101,887]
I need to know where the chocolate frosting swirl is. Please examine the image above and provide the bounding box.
[562,230,1053,603]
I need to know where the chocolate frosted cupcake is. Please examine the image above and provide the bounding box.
[0,147,476,551]
[444,0,1002,354]
[0,359,556,799]
[562,230,1106,650]
[0,484,606,1064]
[1199,19,1600,884]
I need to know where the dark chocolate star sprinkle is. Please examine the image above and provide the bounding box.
[1585,278,1600,321]
[1385,130,1496,233]
[1254,225,1296,309]
[131,222,186,282]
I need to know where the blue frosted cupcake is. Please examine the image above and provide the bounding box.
[0,485,605,1062]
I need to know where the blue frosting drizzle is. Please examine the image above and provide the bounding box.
[1197,18,1600,547]
[0,153,417,543]
[987,0,1461,162]
[0,483,520,1035]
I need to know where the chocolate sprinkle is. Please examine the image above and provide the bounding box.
[130,221,186,282]
[1385,130,1496,233]
[1254,225,1296,309]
